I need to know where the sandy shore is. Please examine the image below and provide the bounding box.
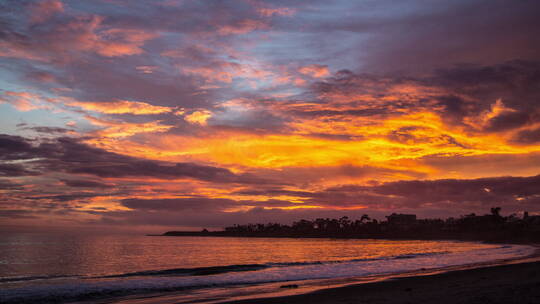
[104,246,540,304]
[223,260,540,304]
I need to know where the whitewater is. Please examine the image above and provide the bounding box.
[0,234,535,303]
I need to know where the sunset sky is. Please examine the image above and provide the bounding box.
[1,0,540,232]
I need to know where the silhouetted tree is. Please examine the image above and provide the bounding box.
[163,207,540,243]
[360,214,371,223]
[491,207,502,218]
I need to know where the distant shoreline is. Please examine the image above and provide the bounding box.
[157,209,540,244]
[152,231,540,245]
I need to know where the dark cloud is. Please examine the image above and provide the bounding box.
[324,174,540,211]
[355,1,540,73]
[512,127,540,144]
[61,179,114,188]
[0,180,23,190]
[0,209,37,219]
[300,61,540,136]
[27,193,105,202]
[37,173,540,229]
[0,163,38,176]
[234,188,315,198]
[24,126,72,134]
[233,174,540,216]
[0,134,266,183]
[484,111,531,132]
[121,197,238,211]
[431,61,540,128]
[386,126,467,148]
[97,206,373,229]
[0,134,37,160]
[121,197,298,212]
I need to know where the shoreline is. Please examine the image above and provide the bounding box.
[154,233,540,245]
[106,244,540,304]
[221,249,540,304]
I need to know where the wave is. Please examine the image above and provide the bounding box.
[0,275,78,283]
[1,244,533,304]
[100,251,450,279]
[1,251,452,284]
[101,264,269,278]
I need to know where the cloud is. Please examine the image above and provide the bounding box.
[0,163,39,177]
[228,173,540,216]
[68,100,172,115]
[84,116,173,138]
[298,64,330,78]
[0,9,158,62]
[28,193,106,202]
[216,19,268,35]
[121,197,238,211]
[0,209,37,219]
[2,0,540,231]
[256,7,296,17]
[0,91,52,112]
[0,134,38,160]
[0,180,23,190]
[184,110,212,125]
[24,126,73,134]
[0,134,264,183]
[430,61,540,129]
[61,179,114,188]
[512,127,540,145]
[320,174,540,212]
[351,0,540,73]
[29,0,64,24]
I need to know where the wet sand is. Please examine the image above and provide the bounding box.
[224,260,540,304]
[105,246,540,304]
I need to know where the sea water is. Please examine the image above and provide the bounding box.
[0,233,535,303]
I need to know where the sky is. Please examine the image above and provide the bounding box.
[1,0,540,233]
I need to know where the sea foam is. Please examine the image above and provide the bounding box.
[0,244,534,304]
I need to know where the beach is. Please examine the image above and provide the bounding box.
[225,260,540,304]
[105,246,540,304]
[1,235,537,304]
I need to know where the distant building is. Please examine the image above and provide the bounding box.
[386,213,417,226]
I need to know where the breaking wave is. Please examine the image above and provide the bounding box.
[1,244,534,304]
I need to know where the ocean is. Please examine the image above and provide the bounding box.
[0,233,535,303]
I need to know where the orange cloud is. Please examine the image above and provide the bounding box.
[69,100,172,115]
[0,91,56,111]
[184,110,212,125]
[94,28,158,57]
[85,116,173,138]
[299,64,330,78]
[90,109,540,189]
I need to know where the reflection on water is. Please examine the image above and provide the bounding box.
[1,233,533,304]
[0,233,492,279]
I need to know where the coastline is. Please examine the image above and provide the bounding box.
[221,248,540,304]
[223,260,540,304]
[156,231,540,245]
[105,245,540,304]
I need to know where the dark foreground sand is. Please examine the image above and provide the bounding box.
[225,261,540,304]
